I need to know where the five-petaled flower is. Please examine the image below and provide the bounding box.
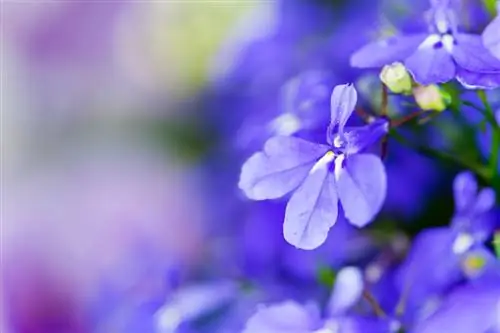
[239,84,388,250]
[351,1,500,89]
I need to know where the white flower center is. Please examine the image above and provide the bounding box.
[418,33,455,53]
[452,232,475,254]
[310,151,335,174]
[333,153,345,180]
[269,113,302,136]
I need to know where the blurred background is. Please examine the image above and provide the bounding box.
[1,1,498,333]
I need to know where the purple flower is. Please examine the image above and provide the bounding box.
[350,1,500,89]
[410,281,500,333]
[155,281,238,333]
[242,267,393,333]
[483,12,500,60]
[395,171,498,318]
[238,84,388,249]
[451,171,497,247]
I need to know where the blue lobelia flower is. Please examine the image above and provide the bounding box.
[395,171,498,319]
[242,267,395,333]
[350,0,500,89]
[238,84,388,250]
[483,2,500,60]
[410,280,500,333]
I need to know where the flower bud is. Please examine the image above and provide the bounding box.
[413,84,451,112]
[379,62,413,95]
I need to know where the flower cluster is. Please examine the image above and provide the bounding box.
[227,1,500,333]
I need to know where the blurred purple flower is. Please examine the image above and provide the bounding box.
[239,84,388,249]
[395,171,498,320]
[242,267,393,333]
[410,281,500,333]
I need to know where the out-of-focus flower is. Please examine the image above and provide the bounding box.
[234,70,335,151]
[239,84,388,249]
[351,1,500,89]
[242,267,392,333]
[413,84,451,111]
[395,171,498,321]
[2,146,205,332]
[410,281,500,333]
[155,281,239,333]
[483,2,500,60]
[380,62,413,94]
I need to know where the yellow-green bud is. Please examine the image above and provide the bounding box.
[379,62,413,95]
[413,84,451,112]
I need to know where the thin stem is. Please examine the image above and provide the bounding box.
[381,83,388,117]
[477,90,500,188]
[389,129,491,183]
[362,287,387,318]
[462,100,500,131]
[391,110,428,128]
[355,108,375,122]
[380,84,389,158]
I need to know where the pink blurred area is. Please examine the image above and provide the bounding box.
[1,1,218,332]
[2,148,205,332]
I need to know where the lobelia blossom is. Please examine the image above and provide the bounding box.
[242,267,395,333]
[410,281,500,333]
[395,171,498,318]
[350,0,500,89]
[483,1,500,60]
[238,84,388,250]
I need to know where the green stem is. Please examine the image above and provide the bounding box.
[477,90,500,189]
[483,0,498,17]
[389,129,491,183]
[462,100,500,132]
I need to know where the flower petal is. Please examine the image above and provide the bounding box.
[456,68,500,89]
[156,281,238,332]
[453,171,478,213]
[337,154,387,227]
[396,227,462,312]
[405,39,456,85]
[239,136,330,200]
[284,156,338,250]
[350,34,428,68]
[473,188,496,215]
[453,33,500,72]
[412,282,500,333]
[327,266,363,315]
[342,119,389,155]
[329,83,357,133]
[242,301,320,333]
[483,16,500,60]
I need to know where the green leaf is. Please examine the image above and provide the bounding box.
[316,265,336,289]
